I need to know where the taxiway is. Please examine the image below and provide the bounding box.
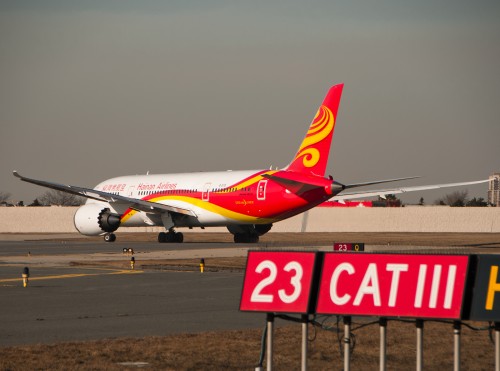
[0,237,261,346]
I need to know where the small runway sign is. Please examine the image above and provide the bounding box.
[333,242,365,252]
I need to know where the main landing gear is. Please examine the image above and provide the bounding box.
[103,231,183,243]
[233,233,259,243]
[104,233,116,242]
[158,230,184,243]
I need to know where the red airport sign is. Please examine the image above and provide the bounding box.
[240,251,318,313]
[316,253,469,319]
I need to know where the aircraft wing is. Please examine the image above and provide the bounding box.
[13,171,196,217]
[333,179,490,202]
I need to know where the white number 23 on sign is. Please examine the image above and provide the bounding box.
[250,260,303,304]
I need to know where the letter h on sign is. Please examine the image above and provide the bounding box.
[487,266,500,310]
[469,255,500,321]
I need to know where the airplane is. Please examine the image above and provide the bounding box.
[13,83,488,243]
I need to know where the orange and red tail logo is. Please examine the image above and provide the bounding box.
[286,84,344,176]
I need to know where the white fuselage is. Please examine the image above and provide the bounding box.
[89,170,282,228]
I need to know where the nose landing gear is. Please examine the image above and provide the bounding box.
[104,233,116,242]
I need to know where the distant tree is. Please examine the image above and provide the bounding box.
[376,194,402,207]
[466,197,489,207]
[38,190,85,206]
[0,192,11,204]
[29,198,43,207]
[434,190,468,207]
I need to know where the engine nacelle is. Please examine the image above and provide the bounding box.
[74,203,121,236]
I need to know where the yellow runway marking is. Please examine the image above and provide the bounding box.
[0,269,143,283]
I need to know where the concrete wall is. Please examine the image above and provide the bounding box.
[1,206,499,233]
[0,207,79,233]
[294,207,500,233]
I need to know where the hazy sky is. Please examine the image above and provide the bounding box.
[1,0,499,204]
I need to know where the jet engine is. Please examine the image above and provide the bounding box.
[74,204,121,236]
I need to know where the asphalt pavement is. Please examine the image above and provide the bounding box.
[0,238,264,346]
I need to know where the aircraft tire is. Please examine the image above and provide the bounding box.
[158,232,167,243]
[165,232,176,243]
[104,233,116,242]
[234,233,259,243]
[175,232,184,243]
[233,233,242,243]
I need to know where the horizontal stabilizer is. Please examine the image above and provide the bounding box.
[334,179,490,202]
[344,176,420,189]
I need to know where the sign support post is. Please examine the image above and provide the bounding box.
[496,322,500,371]
[266,313,274,371]
[301,314,308,371]
[379,318,387,371]
[240,251,319,371]
[453,321,461,371]
[242,251,480,370]
[344,316,351,371]
[416,319,424,371]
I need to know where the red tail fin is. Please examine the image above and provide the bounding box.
[286,84,344,176]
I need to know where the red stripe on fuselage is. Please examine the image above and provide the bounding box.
[118,169,334,223]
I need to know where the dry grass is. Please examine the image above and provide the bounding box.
[0,321,494,370]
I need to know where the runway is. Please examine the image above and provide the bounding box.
[1,233,499,347]
[0,238,263,346]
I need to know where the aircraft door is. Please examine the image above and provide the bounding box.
[202,183,211,201]
[257,179,268,201]
[127,186,136,197]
